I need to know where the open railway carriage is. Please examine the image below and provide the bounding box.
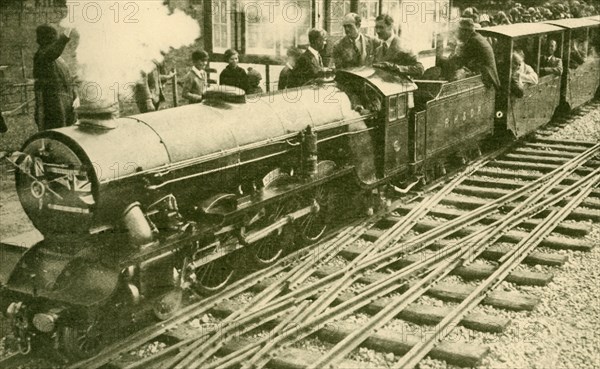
[0,69,419,359]
[544,16,600,110]
[478,23,565,138]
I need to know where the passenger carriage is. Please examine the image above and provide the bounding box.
[478,23,566,138]
[544,16,600,110]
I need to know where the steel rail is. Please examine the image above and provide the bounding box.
[67,225,353,369]
[237,158,491,369]
[307,165,600,369]
[393,173,600,369]
[193,144,600,369]
[78,142,598,369]
[159,217,380,369]
[175,159,491,369]
[138,206,390,369]
[163,235,363,368]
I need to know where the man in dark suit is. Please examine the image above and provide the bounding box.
[293,29,328,87]
[332,13,381,69]
[540,39,563,76]
[33,25,78,131]
[278,47,302,90]
[372,14,424,78]
[440,18,500,89]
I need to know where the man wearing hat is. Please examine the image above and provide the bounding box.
[332,13,381,69]
[372,14,424,78]
[440,18,500,89]
[479,14,492,27]
[33,24,78,131]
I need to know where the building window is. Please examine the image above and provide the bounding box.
[382,0,401,22]
[244,0,311,56]
[329,0,353,37]
[212,0,232,53]
[358,0,379,37]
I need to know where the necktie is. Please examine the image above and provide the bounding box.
[353,39,361,63]
[382,43,388,57]
[317,53,323,68]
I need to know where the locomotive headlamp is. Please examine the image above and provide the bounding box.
[33,311,59,333]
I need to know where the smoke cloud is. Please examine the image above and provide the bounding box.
[61,0,200,107]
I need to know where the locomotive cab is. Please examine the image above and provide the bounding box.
[336,67,417,183]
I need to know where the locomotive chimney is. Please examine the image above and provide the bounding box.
[76,92,120,130]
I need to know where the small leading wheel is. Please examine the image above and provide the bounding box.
[152,289,183,320]
[190,253,235,295]
[59,320,104,360]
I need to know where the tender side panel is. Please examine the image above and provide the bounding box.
[423,78,495,158]
[508,74,561,137]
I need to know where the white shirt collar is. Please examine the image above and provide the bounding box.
[285,62,294,70]
[191,66,205,79]
[308,46,321,60]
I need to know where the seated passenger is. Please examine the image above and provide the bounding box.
[182,50,209,104]
[569,38,586,68]
[220,49,248,92]
[438,18,500,89]
[372,14,424,78]
[540,40,563,76]
[514,49,538,85]
[511,53,526,98]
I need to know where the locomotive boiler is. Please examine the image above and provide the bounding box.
[0,68,419,359]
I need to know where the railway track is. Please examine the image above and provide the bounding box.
[48,136,596,369]
[1,108,599,369]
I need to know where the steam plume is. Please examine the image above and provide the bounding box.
[61,0,200,107]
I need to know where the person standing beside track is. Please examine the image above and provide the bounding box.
[134,60,175,113]
[182,50,209,104]
[33,25,79,131]
[219,49,249,93]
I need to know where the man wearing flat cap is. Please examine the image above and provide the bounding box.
[333,13,381,69]
[439,18,500,89]
[33,24,78,131]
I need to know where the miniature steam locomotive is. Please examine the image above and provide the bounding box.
[1,18,598,360]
